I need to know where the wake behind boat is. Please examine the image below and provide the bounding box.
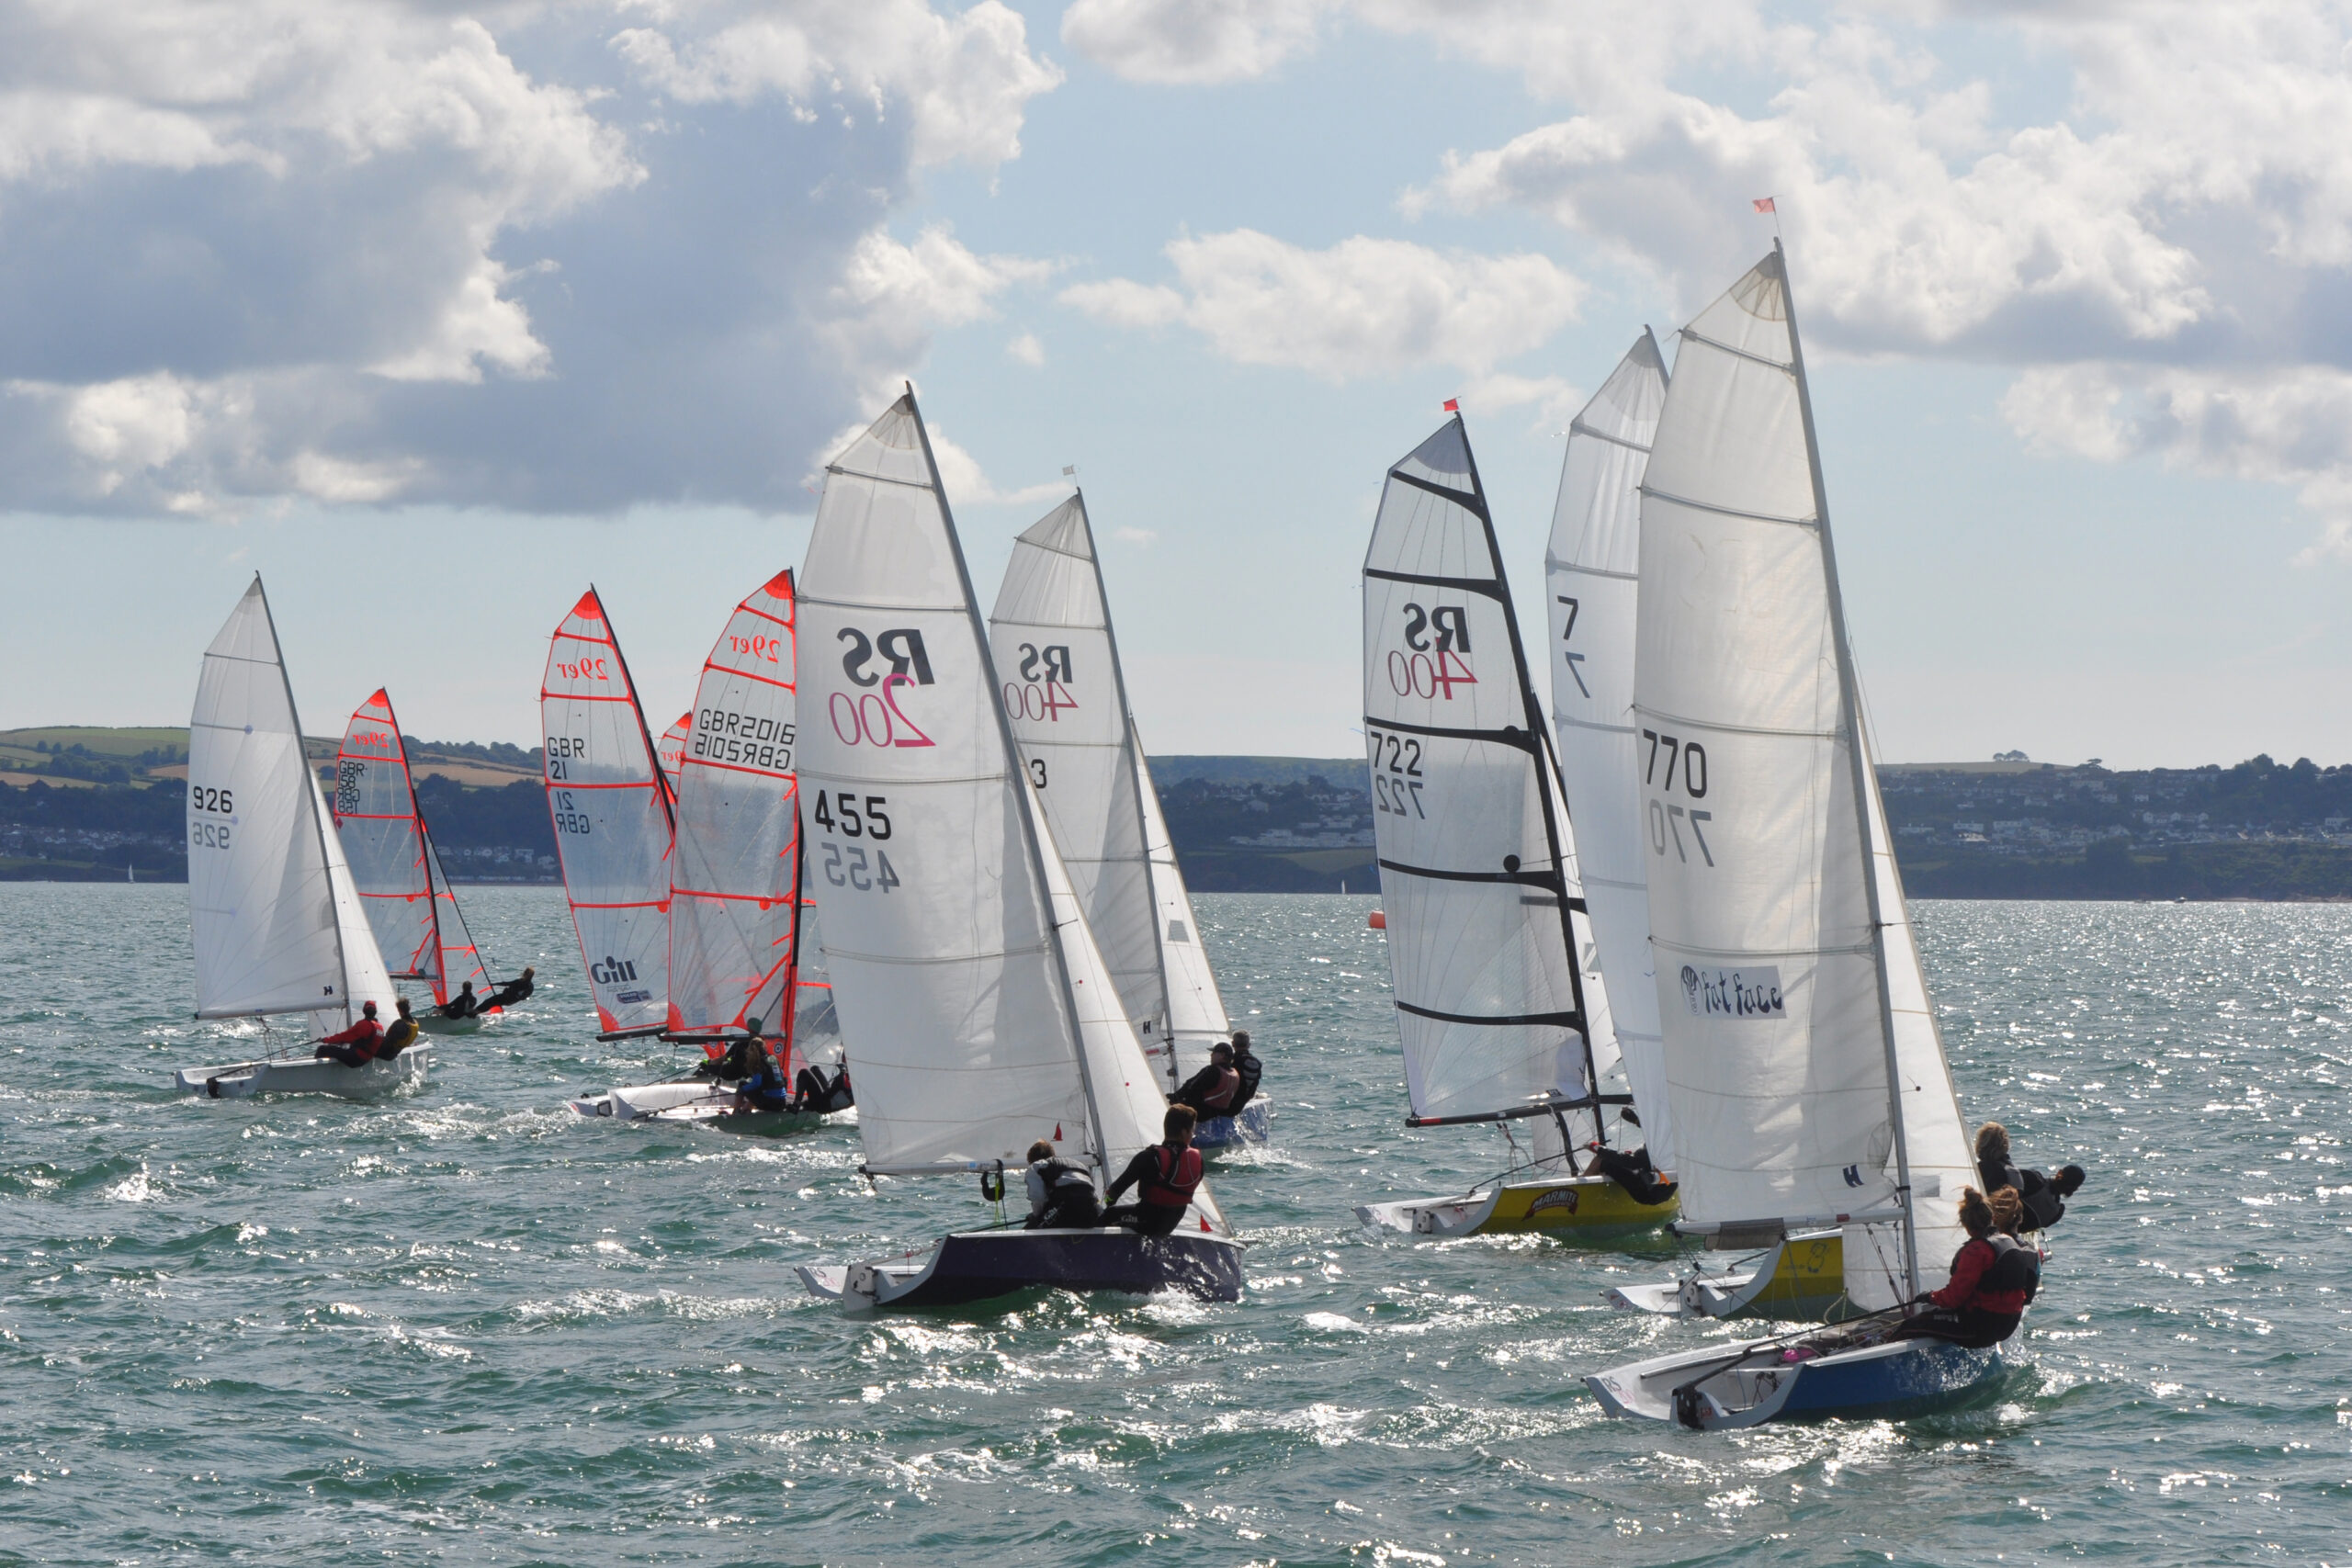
[790,390,1242,1311]
[173,577,423,1101]
[1351,409,1676,1243]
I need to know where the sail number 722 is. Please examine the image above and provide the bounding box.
[1642,728,1713,867]
[1365,728,1426,818]
[812,790,901,894]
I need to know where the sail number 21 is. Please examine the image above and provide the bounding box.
[1642,728,1713,867]
[812,791,900,894]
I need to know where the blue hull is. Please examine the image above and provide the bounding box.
[1588,1329,2013,1427]
[1775,1339,2007,1421]
[1191,1101,1271,1149]
[823,1227,1246,1309]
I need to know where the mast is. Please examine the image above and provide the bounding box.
[1456,418,1608,1141]
[390,693,447,998]
[1776,239,1920,1298]
[906,389,1114,1177]
[257,574,354,1028]
[599,585,677,837]
[1074,487,1177,1045]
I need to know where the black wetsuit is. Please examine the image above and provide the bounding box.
[1102,1144,1202,1236]
[792,1064,853,1112]
[1024,1157,1103,1230]
[1172,1063,1240,1120]
[1586,1144,1678,1206]
[482,976,535,1010]
[1227,1043,1264,1117]
[437,988,481,1020]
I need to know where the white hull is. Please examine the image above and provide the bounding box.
[415,1012,488,1036]
[1605,1227,1847,1319]
[175,1045,431,1100]
[569,1079,729,1120]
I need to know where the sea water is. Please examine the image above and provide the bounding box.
[0,885,2345,1565]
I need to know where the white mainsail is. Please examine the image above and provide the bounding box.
[987,493,1168,1043]
[1361,416,1622,1135]
[667,570,807,1049]
[1134,718,1232,1088]
[331,689,492,1007]
[540,588,674,1036]
[1545,332,1677,1174]
[797,391,1220,1227]
[1635,245,1961,1299]
[187,577,395,1032]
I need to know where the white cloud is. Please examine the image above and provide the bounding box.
[922,427,1067,508]
[611,0,1062,168]
[1060,0,1339,85]
[1006,332,1046,367]
[1059,229,1584,381]
[1112,525,1158,547]
[0,0,1066,513]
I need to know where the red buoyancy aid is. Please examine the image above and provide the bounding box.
[1139,1145,1204,1208]
[1199,1066,1239,1111]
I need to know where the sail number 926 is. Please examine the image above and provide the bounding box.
[1642,728,1713,867]
[812,790,900,894]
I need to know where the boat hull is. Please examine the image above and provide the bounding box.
[1191,1101,1271,1149]
[1586,1329,2009,1428]
[415,1013,487,1036]
[569,1080,828,1136]
[1357,1175,1677,1241]
[175,1046,431,1100]
[797,1226,1245,1310]
[1605,1230,1851,1321]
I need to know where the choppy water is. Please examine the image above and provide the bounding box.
[0,886,2346,1565]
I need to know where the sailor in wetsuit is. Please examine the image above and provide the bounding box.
[1225,1032,1263,1117]
[1895,1185,2038,1348]
[313,1001,383,1066]
[1102,1105,1204,1236]
[1172,1043,1241,1122]
[481,967,536,1011]
[791,1056,854,1113]
[1023,1139,1104,1230]
[731,1031,793,1114]
[436,980,481,1021]
[1977,1121,2086,1235]
[700,1018,769,1082]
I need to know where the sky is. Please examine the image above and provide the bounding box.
[5,0,2352,768]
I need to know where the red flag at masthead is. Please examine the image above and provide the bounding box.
[1753,197,1776,213]
[1442,398,1459,412]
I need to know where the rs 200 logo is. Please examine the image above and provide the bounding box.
[839,627,934,687]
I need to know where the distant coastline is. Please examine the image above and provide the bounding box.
[7,727,2352,899]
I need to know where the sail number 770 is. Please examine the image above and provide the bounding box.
[1642,728,1713,868]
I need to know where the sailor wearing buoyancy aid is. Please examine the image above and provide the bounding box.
[1102,1105,1204,1236]
[1023,1139,1104,1230]
[1173,1043,1240,1119]
[1898,1186,2040,1348]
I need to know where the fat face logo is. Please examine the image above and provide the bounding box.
[1399,602,1472,653]
[838,627,935,688]
[590,955,639,986]
[1680,964,1787,1020]
[1015,643,1072,682]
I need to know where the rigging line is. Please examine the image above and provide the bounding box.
[1547,558,1637,582]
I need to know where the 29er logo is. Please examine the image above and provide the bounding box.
[832,627,936,749]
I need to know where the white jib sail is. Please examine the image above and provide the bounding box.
[668,570,806,1050]
[1134,718,1231,1089]
[797,392,1220,1228]
[987,493,1168,1041]
[540,588,674,1034]
[1546,331,1677,1174]
[188,577,395,1032]
[1634,249,1907,1243]
[332,689,493,1007]
[1362,416,1621,1132]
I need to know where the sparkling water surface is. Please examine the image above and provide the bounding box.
[1,886,2346,1565]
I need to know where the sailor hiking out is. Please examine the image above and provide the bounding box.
[313,1002,384,1066]
[1102,1106,1204,1236]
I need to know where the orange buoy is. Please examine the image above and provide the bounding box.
[1367,909,1386,930]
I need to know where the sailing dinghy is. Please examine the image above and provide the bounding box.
[332,690,497,1035]
[174,578,421,1100]
[541,588,674,1041]
[571,570,840,1130]
[986,494,1261,1147]
[790,391,1243,1309]
[1586,246,1996,1425]
[1351,413,1675,1241]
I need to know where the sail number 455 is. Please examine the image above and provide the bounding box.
[1642,728,1713,867]
[813,791,900,894]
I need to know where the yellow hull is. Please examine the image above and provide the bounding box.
[1739,1232,1849,1320]
[1479,1177,1679,1235]
[1358,1176,1677,1241]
